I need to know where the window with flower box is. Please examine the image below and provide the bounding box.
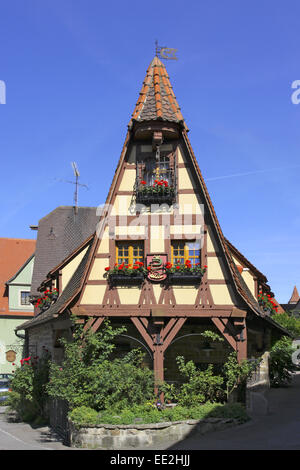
[104,241,146,285]
[116,241,144,267]
[167,240,205,284]
[171,241,201,266]
[135,144,176,205]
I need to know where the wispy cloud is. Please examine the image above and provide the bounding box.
[206,164,300,182]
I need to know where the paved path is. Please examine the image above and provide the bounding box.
[167,372,300,450]
[0,408,71,450]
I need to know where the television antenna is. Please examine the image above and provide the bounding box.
[56,162,89,212]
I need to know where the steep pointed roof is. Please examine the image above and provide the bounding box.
[129,56,187,129]
[289,286,300,304]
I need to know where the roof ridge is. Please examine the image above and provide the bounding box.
[0,237,36,241]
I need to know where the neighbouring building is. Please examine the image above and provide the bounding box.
[0,238,36,374]
[281,286,300,318]
[16,56,289,388]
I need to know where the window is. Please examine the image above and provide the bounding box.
[171,241,201,266]
[116,241,144,266]
[20,291,30,306]
[142,155,171,186]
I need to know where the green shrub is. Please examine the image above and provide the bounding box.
[8,352,50,422]
[269,336,297,387]
[69,402,249,427]
[47,319,155,411]
[68,406,99,427]
[174,357,225,406]
[271,312,300,338]
[223,352,261,400]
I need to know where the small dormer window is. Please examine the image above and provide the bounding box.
[135,142,176,205]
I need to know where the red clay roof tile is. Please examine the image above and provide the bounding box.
[129,56,187,128]
[0,238,36,315]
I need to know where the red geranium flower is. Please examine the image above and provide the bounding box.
[105,267,110,271]
[141,180,146,185]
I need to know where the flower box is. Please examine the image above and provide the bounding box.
[167,273,204,285]
[36,289,59,312]
[107,273,145,285]
[257,292,278,314]
[135,179,176,205]
[165,261,206,284]
[104,262,146,285]
[136,188,176,205]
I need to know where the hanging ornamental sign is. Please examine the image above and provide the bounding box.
[146,254,167,282]
[6,350,16,363]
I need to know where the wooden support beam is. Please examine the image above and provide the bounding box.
[83,317,96,332]
[90,317,105,333]
[161,318,177,341]
[211,317,237,351]
[130,317,154,352]
[162,318,187,351]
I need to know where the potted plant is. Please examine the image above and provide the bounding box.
[136,179,176,204]
[165,260,207,284]
[104,261,147,285]
[257,292,278,314]
[36,288,59,311]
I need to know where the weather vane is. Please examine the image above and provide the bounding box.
[155,40,178,60]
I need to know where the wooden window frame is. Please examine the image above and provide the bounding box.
[20,291,31,306]
[116,241,144,267]
[171,240,201,266]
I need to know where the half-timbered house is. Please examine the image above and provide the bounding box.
[16,56,288,387]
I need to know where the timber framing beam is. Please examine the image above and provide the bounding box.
[130,316,187,397]
[71,305,247,318]
[211,317,247,362]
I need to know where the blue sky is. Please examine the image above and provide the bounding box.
[0,0,299,302]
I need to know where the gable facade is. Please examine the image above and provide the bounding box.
[17,57,289,389]
[0,239,35,375]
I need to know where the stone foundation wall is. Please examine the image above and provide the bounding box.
[27,323,53,358]
[69,417,241,449]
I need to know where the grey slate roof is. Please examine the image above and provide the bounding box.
[17,240,93,330]
[30,206,98,296]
